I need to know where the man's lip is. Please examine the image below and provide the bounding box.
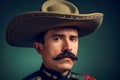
[61,57,72,60]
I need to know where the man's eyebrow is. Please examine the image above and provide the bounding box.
[51,34,64,37]
[70,35,78,38]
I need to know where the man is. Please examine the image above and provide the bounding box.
[6,0,103,80]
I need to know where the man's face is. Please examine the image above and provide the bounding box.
[34,28,78,73]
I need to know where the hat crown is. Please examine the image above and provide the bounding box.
[42,0,79,14]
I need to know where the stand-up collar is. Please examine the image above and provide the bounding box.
[38,64,71,80]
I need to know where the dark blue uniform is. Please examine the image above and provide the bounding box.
[23,64,96,80]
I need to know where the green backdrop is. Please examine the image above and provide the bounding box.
[0,0,119,80]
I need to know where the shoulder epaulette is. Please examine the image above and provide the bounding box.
[71,72,96,80]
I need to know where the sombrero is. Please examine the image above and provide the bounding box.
[6,0,103,47]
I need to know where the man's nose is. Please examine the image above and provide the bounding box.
[62,39,72,52]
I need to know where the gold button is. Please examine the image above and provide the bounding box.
[52,75,57,79]
[37,76,42,80]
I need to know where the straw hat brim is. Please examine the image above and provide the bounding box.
[6,11,103,47]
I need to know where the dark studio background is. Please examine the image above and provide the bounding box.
[0,0,119,80]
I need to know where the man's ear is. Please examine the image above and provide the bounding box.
[33,42,43,54]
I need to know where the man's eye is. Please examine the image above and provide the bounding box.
[53,37,61,42]
[70,38,78,42]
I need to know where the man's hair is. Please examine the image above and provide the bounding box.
[36,30,48,44]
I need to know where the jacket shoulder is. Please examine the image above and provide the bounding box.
[71,72,96,80]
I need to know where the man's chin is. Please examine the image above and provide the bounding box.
[60,62,73,70]
[54,58,74,70]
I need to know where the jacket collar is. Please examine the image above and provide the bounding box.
[39,64,71,80]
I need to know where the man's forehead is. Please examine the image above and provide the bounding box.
[47,27,78,35]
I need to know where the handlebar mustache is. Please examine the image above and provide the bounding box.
[53,50,78,61]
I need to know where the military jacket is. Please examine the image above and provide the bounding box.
[23,64,96,80]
